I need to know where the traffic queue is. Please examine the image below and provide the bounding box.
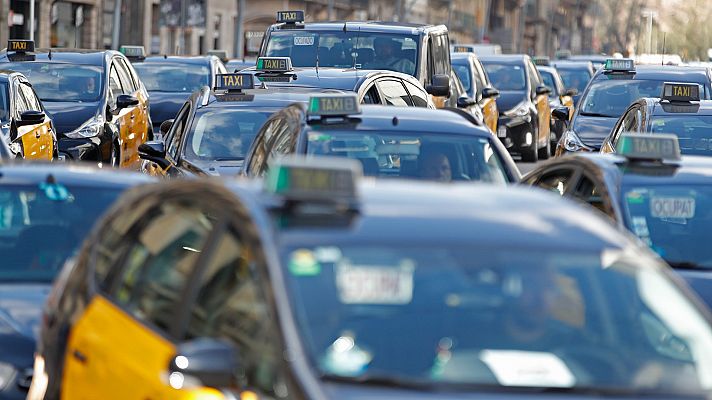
[0,8,710,400]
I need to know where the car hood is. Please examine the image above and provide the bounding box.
[43,101,99,134]
[148,91,190,127]
[676,269,712,310]
[190,159,244,177]
[0,283,51,339]
[571,115,617,149]
[495,91,528,114]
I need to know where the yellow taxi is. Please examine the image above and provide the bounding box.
[451,50,500,133]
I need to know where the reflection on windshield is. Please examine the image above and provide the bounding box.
[306,132,510,184]
[3,63,103,102]
[0,184,124,282]
[557,69,591,92]
[482,63,526,91]
[284,245,712,393]
[265,31,418,75]
[133,63,210,92]
[622,185,712,268]
[185,110,271,160]
[650,116,712,155]
[453,65,472,93]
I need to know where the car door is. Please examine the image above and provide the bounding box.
[474,58,499,132]
[426,33,451,108]
[107,63,134,168]
[120,58,151,141]
[21,79,55,159]
[61,196,218,399]
[527,60,550,147]
[375,79,413,107]
[14,78,53,160]
[115,58,146,168]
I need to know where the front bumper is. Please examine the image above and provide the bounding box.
[495,114,536,154]
[57,128,112,163]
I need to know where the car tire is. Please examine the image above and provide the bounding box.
[538,135,551,160]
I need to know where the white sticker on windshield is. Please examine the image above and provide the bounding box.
[650,196,695,219]
[335,262,414,304]
[480,350,576,388]
[294,36,315,46]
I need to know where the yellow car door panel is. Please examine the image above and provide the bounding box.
[18,120,53,160]
[482,97,498,132]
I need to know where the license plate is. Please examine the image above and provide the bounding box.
[336,264,414,305]
[497,126,507,138]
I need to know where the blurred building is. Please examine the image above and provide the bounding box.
[521,0,596,57]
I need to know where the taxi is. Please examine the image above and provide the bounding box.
[29,157,712,399]
[245,56,434,107]
[138,72,327,178]
[556,58,712,155]
[259,11,452,106]
[241,93,520,183]
[536,65,575,147]
[0,40,152,168]
[524,133,712,308]
[0,162,153,400]
[450,51,500,132]
[0,66,57,160]
[601,82,712,155]
[123,46,227,135]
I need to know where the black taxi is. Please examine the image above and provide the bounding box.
[245,56,434,107]
[123,45,227,135]
[138,72,331,177]
[556,59,712,155]
[29,157,712,399]
[241,93,520,183]
[524,133,712,308]
[601,82,712,155]
[0,66,57,160]
[259,11,452,106]
[0,40,152,168]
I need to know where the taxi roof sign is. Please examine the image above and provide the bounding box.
[256,57,293,73]
[276,10,304,24]
[307,94,361,117]
[215,73,254,92]
[265,156,361,205]
[662,82,700,102]
[452,45,472,53]
[120,45,146,59]
[616,133,681,161]
[8,40,34,53]
[604,58,635,72]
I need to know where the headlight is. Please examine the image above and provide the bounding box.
[0,361,16,390]
[561,130,592,152]
[65,116,104,139]
[504,101,530,118]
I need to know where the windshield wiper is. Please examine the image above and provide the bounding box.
[579,111,615,118]
[666,260,712,270]
[213,157,243,162]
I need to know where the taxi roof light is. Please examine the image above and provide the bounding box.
[276,10,305,24]
[256,57,293,73]
[7,39,34,53]
[603,58,635,72]
[214,73,254,93]
[307,94,361,117]
[452,45,472,53]
[120,45,146,59]
[265,156,361,208]
[661,82,700,102]
[616,133,681,162]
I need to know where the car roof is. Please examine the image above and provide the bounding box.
[245,67,415,91]
[199,87,327,110]
[551,60,593,69]
[0,48,116,65]
[646,98,712,116]
[536,65,558,74]
[450,52,476,62]
[478,54,530,63]
[0,162,155,187]
[593,65,711,83]
[268,179,630,252]
[134,55,216,65]
[270,21,445,34]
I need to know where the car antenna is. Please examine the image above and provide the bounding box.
[316,37,320,77]
[661,33,667,66]
[351,26,361,70]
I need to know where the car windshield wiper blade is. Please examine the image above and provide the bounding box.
[666,260,712,270]
[213,157,244,161]
[579,111,615,117]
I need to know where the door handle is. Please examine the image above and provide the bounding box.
[130,114,136,120]
[72,349,88,364]
[35,132,41,138]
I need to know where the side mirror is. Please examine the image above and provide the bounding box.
[17,110,45,126]
[160,119,174,135]
[535,85,552,96]
[562,88,578,97]
[425,74,450,97]
[168,338,238,389]
[481,87,500,99]
[138,140,170,169]
[552,106,571,121]
[456,96,477,108]
[116,94,139,109]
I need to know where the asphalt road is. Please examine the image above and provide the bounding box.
[515,161,543,176]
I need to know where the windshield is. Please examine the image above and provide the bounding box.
[283,244,712,394]
[539,71,559,97]
[185,109,271,161]
[557,68,591,93]
[453,65,472,94]
[264,31,418,76]
[132,62,210,92]
[650,115,712,155]
[0,183,126,282]
[622,184,712,269]
[482,62,526,91]
[3,63,104,102]
[580,79,710,118]
[306,131,510,184]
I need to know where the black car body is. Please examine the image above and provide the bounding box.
[556,62,712,155]
[0,162,153,400]
[480,54,553,162]
[241,97,520,183]
[0,47,153,168]
[128,54,227,135]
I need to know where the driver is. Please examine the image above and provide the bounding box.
[370,38,416,76]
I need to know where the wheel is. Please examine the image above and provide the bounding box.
[538,135,551,160]
[110,141,120,168]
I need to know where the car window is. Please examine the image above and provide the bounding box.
[167,103,191,160]
[526,61,540,96]
[13,81,29,116]
[539,71,559,97]
[265,120,295,173]
[572,175,611,217]
[403,80,429,107]
[362,85,381,104]
[185,110,271,161]
[19,83,42,111]
[108,65,123,106]
[376,80,412,106]
[116,59,139,92]
[453,64,472,94]
[432,34,450,76]
[473,59,488,96]
[482,62,526,91]
[112,201,214,335]
[246,118,281,177]
[534,168,576,196]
